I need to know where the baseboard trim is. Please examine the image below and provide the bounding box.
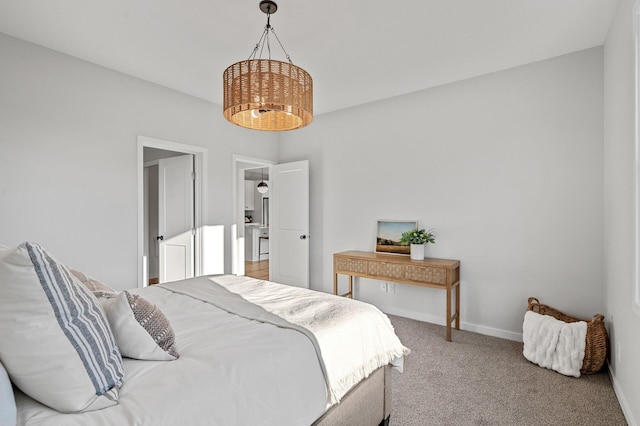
[608,362,637,426]
[380,307,523,342]
[462,321,522,342]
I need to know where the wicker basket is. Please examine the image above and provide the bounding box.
[526,297,608,375]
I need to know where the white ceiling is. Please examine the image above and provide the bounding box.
[0,0,620,115]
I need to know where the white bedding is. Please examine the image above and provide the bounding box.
[160,275,409,404]
[16,280,327,425]
[15,275,408,425]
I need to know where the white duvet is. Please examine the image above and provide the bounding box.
[160,275,410,404]
[15,275,408,425]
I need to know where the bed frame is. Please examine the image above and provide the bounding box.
[313,364,391,426]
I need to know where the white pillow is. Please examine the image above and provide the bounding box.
[0,361,16,426]
[102,291,179,361]
[0,242,124,413]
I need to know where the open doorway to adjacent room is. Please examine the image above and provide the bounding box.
[243,166,271,280]
[232,155,275,279]
[137,136,208,288]
[232,156,310,288]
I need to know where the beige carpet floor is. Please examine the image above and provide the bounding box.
[388,315,627,426]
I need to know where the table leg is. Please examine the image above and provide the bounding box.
[446,285,452,342]
[333,273,338,295]
[455,282,460,330]
[348,275,353,299]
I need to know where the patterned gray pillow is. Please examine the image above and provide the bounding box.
[70,268,119,300]
[102,291,179,361]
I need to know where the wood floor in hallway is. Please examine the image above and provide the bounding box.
[245,260,269,280]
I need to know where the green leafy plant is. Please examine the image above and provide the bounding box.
[400,228,435,245]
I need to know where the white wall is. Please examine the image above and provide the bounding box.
[0,33,278,289]
[603,0,640,423]
[280,47,604,341]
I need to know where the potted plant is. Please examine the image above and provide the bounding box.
[400,228,435,260]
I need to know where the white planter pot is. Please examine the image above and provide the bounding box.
[410,243,425,260]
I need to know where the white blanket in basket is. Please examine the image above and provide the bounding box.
[522,310,587,377]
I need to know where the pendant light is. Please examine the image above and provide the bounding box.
[223,0,313,131]
[257,168,269,194]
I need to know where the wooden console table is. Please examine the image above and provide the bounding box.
[333,251,461,341]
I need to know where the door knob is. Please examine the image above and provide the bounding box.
[300,235,308,240]
[156,235,164,241]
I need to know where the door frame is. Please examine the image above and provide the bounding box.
[231,154,276,276]
[137,135,208,288]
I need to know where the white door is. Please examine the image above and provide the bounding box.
[158,155,194,283]
[269,160,309,288]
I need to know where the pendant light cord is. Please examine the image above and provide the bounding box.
[248,9,293,65]
[270,27,292,64]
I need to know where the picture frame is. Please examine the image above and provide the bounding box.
[375,220,418,255]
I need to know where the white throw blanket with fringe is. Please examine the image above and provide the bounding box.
[159,275,410,405]
[522,310,587,377]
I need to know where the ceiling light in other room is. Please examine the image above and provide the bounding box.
[223,0,313,131]
[257,167,269,194]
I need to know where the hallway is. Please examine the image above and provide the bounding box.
[245,260,269,281]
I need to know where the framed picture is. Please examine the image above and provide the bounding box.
[375,220,418,255]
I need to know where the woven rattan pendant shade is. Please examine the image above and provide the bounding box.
[223,59,313,131]
[222,1,313,132]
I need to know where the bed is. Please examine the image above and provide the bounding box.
[0,243,408,426]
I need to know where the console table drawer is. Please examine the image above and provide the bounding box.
[368,262,404,280]
[335,257,368,274]
[405,265,446,285]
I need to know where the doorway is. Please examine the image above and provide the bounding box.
[144,150,194,284]
[232,155,275,278]
[232,156,310,288]
[243,166,270,280]
[137,136,208,288]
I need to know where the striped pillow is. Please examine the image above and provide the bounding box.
[0,242,124,412]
